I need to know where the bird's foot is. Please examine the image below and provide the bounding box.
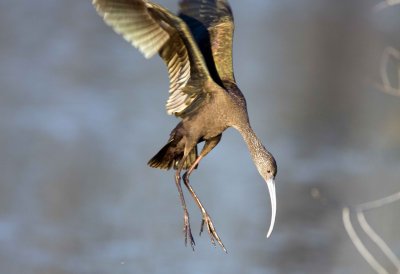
[200,212,227,253]
[183,211,195,250]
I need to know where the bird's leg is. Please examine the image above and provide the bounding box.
[175,166,195,250]
[182,135,226,252]
[183,166,226,252]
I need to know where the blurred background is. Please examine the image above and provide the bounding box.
[1,0,399,273]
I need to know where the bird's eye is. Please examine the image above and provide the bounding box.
[267,170,271,174]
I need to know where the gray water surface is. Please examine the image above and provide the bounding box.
[1,1,399,273]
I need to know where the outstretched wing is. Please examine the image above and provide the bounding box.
[179,0,235,85]
[93,0,213,116]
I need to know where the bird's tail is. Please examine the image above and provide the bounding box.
[147,140,198,170]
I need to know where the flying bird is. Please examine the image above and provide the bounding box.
[92,0,277,252]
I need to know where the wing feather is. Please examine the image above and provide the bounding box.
[179,0,235,84]
[93,0,214,116]
[95,0,169,58]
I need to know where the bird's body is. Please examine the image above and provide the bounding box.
[149,81,248,170]
[93,0,277,252]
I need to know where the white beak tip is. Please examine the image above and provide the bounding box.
[266,220,274,238]
[265,178,276,239]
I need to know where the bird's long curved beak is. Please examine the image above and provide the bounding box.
[266,178,276,238]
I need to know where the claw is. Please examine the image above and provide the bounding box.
[200,219,205,236]
[183,211,195,250]
[201,213,227,252]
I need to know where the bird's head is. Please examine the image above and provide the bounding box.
[254,147,277,238]
[256,149,277,180]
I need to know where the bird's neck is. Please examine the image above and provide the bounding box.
[235,123,268,167]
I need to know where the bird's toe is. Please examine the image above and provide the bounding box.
[202,213,226,252]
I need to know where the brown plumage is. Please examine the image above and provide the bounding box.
[92,0,277,252]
